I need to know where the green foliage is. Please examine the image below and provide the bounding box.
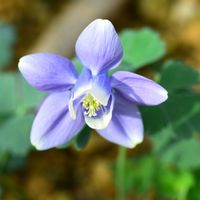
[0,72,44,156]
[0,151,9,171]
[0,115,33,156]
[14,73,45,114]
[141,60,200,169]
[156,165,195,200]
[142,92,200,135]
[121,155,195,200]
[123,156,155,195]
[72,57,82,74]
[160,60,200,91]
[113,59,200,199]
[160,137,200,169]
[188,170,200,200]
[0,73,18,113]
[0,73,44,115]
[74,126,91,151]
[119,28,166,71]
[0,22,16,69]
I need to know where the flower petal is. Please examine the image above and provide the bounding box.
[90,73,111,106]
[69,70,112,119]
[84,95,114,130]
[97,93,144,148]
[69,68,92,119]
[111,71,168,106]
[75,19,123,76]
[31,91,84,150]
[19,53,78,92]
[70,68,92,100]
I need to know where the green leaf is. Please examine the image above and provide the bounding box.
[0,72,44,155]
[142,61,200,169]
[0,22,16,69]
[142,92,200,166]
[188,174,200,200]
[151,126,175,154]
[141,92,200,135]
[156,166,195,199]
[161,137,200,169]
[160,60,200,91]
[72,58,82,74]
[0,73,18,113]
[5,155,26,172]
[0,72,44,115]
[74,126,91,151]
[0,115,33,156]
[0,151,9,172]
[143,92,200,169]
[126,156,156,194]
[14,73,45,114]
[115,155,156,195]
[141,60,200,169]
[119,28,166,70]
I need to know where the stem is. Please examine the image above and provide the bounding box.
[116,146,127,200]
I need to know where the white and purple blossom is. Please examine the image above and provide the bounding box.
[18,19,168,150]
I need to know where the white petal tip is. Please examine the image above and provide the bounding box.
[18,58,24,70]
[18,55,29,66]
[130,139,143,148]
[160,89,168,103]
[32,142,43,151]
[31,137,45,150]
[127,134,144,148]
[124,139,143,149]
[32,140,50,151]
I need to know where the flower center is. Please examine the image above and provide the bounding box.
[81,94,101,117]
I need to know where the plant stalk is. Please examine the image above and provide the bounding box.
[116,146,127,200]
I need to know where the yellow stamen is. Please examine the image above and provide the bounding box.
[81,94,101,117]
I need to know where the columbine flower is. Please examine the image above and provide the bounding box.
[18,19,168,150]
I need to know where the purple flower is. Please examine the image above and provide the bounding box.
[18,19,168,150]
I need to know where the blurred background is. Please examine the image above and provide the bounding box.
[1,0,200,199]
